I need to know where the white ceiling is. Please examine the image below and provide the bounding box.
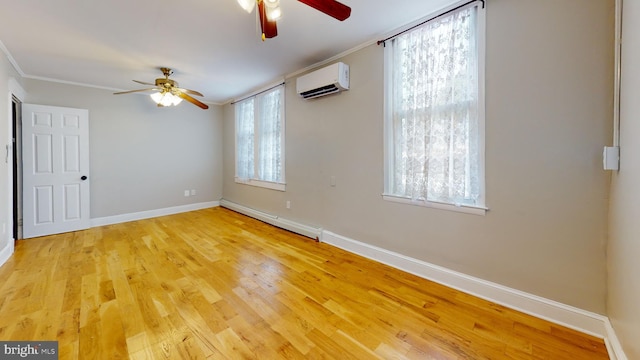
[0,0,455,104]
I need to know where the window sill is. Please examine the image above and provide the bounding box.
[382,194,487,216]
[235,178,286,192]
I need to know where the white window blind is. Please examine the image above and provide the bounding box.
[235,84,285,190]
[384,2,485,211]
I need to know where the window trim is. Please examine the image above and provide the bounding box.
[382,0,487,215]
[234,82,286,191]
[382,194,488,215]
[234,177,286,192]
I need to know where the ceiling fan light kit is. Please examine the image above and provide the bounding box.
[240,0,351,41]
[237,0,256,13]
[114,67,209,110]
[264,0,282,21]
[268,8,282,21]
[150,92,183,107]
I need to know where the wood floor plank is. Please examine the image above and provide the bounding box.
[0,207,609,359]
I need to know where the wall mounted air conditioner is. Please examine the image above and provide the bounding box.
[296,62,349,99]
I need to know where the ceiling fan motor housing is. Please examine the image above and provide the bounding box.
[156,78,178,89]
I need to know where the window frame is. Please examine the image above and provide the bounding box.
[382,0,487,215]
[234,83,286,191]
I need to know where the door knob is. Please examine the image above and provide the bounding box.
[81,176,87,181]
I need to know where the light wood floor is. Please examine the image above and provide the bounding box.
[0,207,608,359]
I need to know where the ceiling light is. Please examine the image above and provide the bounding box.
[150,92,183,107]
[266,6,282,21]
[237,0,255,13]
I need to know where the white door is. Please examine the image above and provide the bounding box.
[22,104,90,238]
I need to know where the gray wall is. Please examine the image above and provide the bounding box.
[23,79,223,219]
[223,0,613,314]
[607,0,640,358]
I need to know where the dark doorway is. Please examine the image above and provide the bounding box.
[12,96,22,240]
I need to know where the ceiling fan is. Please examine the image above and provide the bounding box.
[237,0,352,40]
[114,67,209,110]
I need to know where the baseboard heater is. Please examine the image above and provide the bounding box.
[219,199,322,240]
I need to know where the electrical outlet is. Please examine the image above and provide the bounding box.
[184,190,190,197]
[191,189,196,196]
[286,200,291,209]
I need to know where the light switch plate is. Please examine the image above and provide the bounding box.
[603,146,620,170]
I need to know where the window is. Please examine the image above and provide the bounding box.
[383,1,485,214]
[235,84,285,191]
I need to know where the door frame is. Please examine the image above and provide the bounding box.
[2,78,26,265]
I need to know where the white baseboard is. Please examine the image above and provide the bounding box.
[604,318,628,360]
[0,240,14,268]
[220,199,322,240]
[90,201,220,227]
[321,230,625,355]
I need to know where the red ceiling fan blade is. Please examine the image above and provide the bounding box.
[297,0,351,21]
[258,0,278,40]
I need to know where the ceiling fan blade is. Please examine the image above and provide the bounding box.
[113,88,158,95]
[132,80,156,86]
[177,92,209,110]
[177,88,204,97]
[258,0,278,39]
[297,0,351,21]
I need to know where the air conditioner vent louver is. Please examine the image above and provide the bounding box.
[300,84,340,99]
[296,62,349,100]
